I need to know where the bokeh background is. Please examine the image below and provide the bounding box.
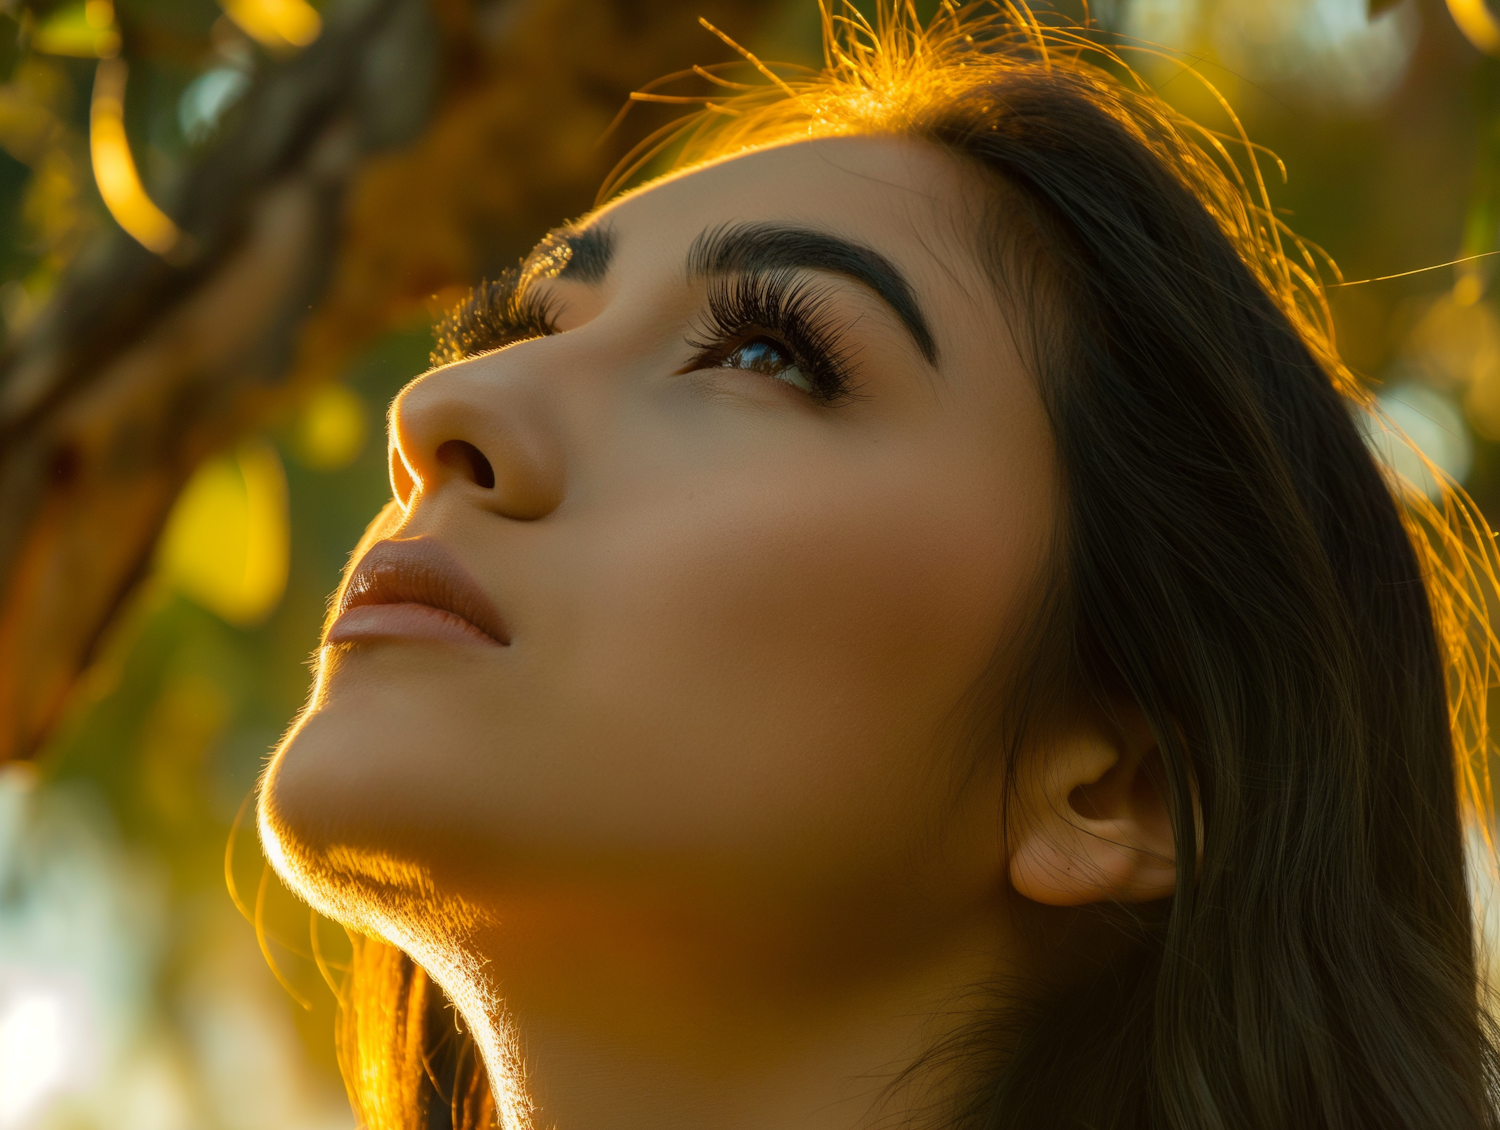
[0,0,1494,1126]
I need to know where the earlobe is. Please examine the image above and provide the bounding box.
[1008,704,1180,908]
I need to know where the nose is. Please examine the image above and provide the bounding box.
[389,352,565,520]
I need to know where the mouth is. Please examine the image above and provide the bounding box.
[326,537,510,648]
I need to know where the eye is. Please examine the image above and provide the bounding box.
[686,273,858,405]
[717,337,814,395]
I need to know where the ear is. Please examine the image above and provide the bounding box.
[1009,701,1180,907]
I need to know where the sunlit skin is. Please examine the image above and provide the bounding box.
[259,135,1177,1130]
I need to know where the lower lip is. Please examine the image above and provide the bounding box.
[326,603,503,648]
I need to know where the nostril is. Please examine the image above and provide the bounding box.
[437,440,496,489]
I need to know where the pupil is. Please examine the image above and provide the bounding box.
[735,339,785,373]
[717,336,813,396]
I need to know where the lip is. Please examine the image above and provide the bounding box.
[326,538,509,648]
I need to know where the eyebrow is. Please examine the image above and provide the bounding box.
[534,219,938,364]
[687,222,937,364]
[520,224,618,286]
[555,225,615,283]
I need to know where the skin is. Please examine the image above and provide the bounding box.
[259,135,1177,1130]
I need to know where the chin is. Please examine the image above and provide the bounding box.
[257,698,492,951]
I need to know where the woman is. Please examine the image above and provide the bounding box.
[258,5,1500,1128]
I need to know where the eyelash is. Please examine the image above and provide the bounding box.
[430,267,559,367]
[430,269,859,406]
[684,272,859,405]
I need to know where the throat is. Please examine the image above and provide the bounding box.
[439,912,1025,1130]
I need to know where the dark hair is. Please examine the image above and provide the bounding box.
[334,7,1500,1129]
[919,60,1500,1130]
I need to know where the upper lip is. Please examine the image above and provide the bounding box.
[337,537,510,645]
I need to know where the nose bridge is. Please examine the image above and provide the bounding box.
[391,345,565,521]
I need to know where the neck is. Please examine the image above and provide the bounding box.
[423,895,1040,1130]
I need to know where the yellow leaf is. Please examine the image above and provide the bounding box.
[159,441,290,627]
[31,2,118,58]
[292,383,367,471]
[1448,0,1500,56]
[90,59,187,258]
[220,0,322,51]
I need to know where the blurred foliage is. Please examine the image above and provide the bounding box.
[3,0,1500,1127]
[11,328,425,1129]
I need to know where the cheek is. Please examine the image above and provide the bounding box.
[541,435,1051,858]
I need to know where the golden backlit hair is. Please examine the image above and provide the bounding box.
[330,5,1500,1129]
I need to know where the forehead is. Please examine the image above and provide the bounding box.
[613,132,978,216]
[592,135,996,316]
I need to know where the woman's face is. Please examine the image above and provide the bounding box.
[261,135,1056,983]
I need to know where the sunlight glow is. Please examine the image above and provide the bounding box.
[1363,383,1473,501]
[0,990,67,1128]
[178,67,252,144]
[220,0,322,51]
[392,932,535,1130]
[90,59,188,259]
[1122,0,1418,111]
[257,793,535,1130]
